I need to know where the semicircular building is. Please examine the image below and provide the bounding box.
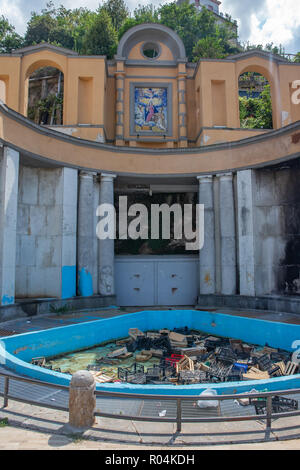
[0,23,300,315]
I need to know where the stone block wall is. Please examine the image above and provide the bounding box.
[253,162,300,295]
[16,165,77,298]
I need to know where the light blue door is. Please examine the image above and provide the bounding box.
[115,255,199,306]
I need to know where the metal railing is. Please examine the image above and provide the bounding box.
[1,371,300,434]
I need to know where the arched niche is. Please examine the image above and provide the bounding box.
[26,62,65,126]
[238,66,274,130]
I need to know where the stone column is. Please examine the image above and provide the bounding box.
[60,167,78,299]
[115,61,125,146]
[218,172,237,295]
[69,370,96,430]
[177,62,188,148]
[237,169,256,296]
[98,173,116,296]
[77,171,97,297]
[0,147,19,305]
[0,147,20,305]
[197,175,216,294]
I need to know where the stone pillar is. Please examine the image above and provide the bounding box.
[177,62,188,148]
[61,167,78,299]
[98,173,116,296]
[78,171,97,297]
[0,147,19,305]
[115,61,125,146]
[218,172,237,295]
[237,169,256,296]
[69,370,96,430]
[197,175,216,294]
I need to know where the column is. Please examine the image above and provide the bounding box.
[0,147,19,305]
[115,61,125,146]
[177,62,188,148]
[61,167,78,299]
[98,173,116,296]
[197,175,216,294]
[218,172,237,295]
[237,169,256,296]
[77,171,97,297]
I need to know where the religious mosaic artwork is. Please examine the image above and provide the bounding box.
[134,87,168,134]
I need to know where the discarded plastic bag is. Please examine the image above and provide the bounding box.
[159,410,167,417]
[197,389,218,408]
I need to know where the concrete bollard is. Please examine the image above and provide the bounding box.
[68,370,96,430]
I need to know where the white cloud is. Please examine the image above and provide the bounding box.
[221,0,300,53]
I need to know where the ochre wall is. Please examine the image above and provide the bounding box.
[1,104,300,176]
[0,44,299,149]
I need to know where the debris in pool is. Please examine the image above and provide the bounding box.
[159,410,167,417]
[31,357,46,367]
[107,347,128,358]
[41,325,299,386]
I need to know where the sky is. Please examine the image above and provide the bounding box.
[0,0,299,54]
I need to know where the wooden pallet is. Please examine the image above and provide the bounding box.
[284,362,298,375]
[176,355,194,374]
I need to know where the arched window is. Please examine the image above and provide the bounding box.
[27,66,64,125]
[239,71,273,129]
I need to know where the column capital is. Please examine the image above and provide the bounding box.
[101,173,117,182]
[79,170,97,179]
[216,172,233,181]
[197,175,213,183]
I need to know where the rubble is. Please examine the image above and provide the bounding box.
[41,324,298,387]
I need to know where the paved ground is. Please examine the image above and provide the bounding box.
[0,305,299,449]
[1,425,300,450]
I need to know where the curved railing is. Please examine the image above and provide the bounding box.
[1,370,300,435]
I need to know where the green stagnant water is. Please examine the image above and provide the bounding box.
[46,341,161,379]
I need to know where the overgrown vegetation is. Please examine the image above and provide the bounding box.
[0,418,8,427]
[49,304,71,315]
[239,84,273,129]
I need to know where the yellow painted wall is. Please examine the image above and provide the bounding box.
[0,44,299,150]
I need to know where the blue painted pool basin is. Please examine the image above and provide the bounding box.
[1,310,300,396]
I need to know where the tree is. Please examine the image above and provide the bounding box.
[118,4,159,38]
[24,2,96,53]
[193,37,226,60]
[82,9,118,58]
[0,15,23,52]
[102,0,129,32]
[239,84,273,129]
[159,2,239,61]
[24,1,57,45]
[294,52,300,63]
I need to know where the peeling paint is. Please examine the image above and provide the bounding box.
[2,295,14,306]
[61,266,76,299]
[14,345,29,355]
[78,268,93,297]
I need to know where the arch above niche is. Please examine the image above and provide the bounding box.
[117,23,187,62]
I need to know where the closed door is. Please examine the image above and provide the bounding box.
[115,255,199,306]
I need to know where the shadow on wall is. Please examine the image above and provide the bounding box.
[278,159,300,295]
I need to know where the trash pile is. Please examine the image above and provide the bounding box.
[79,326,299,385]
